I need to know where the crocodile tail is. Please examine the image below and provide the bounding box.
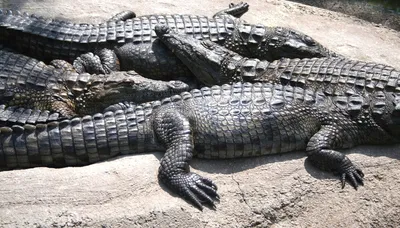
[0,9,108,62]
[0,105,160,170]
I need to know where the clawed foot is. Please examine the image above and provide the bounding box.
[73,52,106,74]
[227,2,249,17]
[214,2,249,19]
[229,2,249,10]
[337,157,364,189]
[161,172,219,210]
[108,10,136,21]
[73,49,120,74]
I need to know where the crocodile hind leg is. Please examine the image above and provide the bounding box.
[73,49,120,74]
[154,108,219,210]
[306,119,365,189]
[213,2,249,18]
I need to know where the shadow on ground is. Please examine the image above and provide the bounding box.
[287,0,400,31]
[1,0,28,10]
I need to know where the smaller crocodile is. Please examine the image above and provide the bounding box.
[0,3,338,79]
[4,71,193,118]
[155,25,400,95]
[0,46,193,117]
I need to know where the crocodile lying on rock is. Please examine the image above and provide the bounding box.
[0,47,193,117]
[1,82,398,210]
[0,3,338,79]
[155,25,400,94]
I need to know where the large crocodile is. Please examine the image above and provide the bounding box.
[0,47,193,117]
[155,25,400,94]
[0,3,337,79]
[1,82,398,210]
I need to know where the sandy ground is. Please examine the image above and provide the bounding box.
[0,0,399,227]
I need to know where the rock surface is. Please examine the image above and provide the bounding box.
[0,0,399,227]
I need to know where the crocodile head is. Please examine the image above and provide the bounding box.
[155,25,237,86]
[71,71,193,115]
[380,93,400,140]
[255,27,340,60]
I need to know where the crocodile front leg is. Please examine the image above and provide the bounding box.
[154,108,219,210]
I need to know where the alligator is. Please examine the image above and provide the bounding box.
[1,82,398,210]
[155,25,400,95]
[0,46,193,117]
[0,2,338,80]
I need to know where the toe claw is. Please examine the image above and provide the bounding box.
[186,190,203,210]
[341,173,346,189]
[163,172,219,210]
[348,174,359,190]
[339,166,364,190]
[357,169,364,178]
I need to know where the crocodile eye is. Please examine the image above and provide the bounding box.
[52,94,66,102]
[168,80,187,88]
[201,40,215,50]
[304,36,316,45]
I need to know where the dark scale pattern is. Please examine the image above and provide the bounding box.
[154,26,400,97]
[0,47,193,117]
[0,47,67,94]
[0,3,336,79]
[222,57,400,95]
[1,82,399,209]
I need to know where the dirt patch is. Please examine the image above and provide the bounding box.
[288,0,400,31]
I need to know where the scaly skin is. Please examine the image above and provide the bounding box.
[155,25,400,94]
[5,71,193,118]
[1,82,399,210]
[0,47,193,117]
[0,3,337,79]
[0,105,64,126]
[0,45,73,93]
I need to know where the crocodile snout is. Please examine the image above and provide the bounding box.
[154,24,171,36]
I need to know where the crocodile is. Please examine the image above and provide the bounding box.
[1,82,398,210]
[0,46,193,117]
[0,3,338,80]
[155,25,400,94]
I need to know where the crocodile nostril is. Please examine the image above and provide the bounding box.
[154,24,171,36]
